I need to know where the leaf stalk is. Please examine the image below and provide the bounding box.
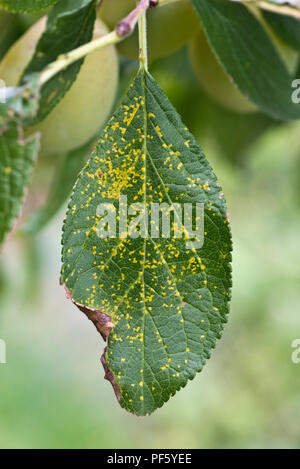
[138,0,150,71]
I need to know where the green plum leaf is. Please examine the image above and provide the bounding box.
[263,10,300,51]
[0,74,41,247]
[61,69,232,416]
[0,11,23,60]
[0,0,59,13]
[0,125,39,246]
[22,0,97,125]
[191,0,300,120]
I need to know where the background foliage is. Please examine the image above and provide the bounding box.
[1,44,300,446]
[0,0,300,447]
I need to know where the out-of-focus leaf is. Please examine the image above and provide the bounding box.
[23,138,93,234]
[263,10,300,50]
[0,0,59,13]
[191,0,300,120]
[22,0,97,125]
[61,69,232,416]
[0,11,23,60]
[0,125,39,246]
[0,73,41,247]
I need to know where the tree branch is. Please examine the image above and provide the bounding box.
[117,0,152,37]
[39,0,154,86]
[39,31,121,86]
[231,0,300,20]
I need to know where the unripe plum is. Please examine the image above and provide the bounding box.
[0,17,119,156]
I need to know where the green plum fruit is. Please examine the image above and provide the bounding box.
[0,17,119,157]
[189,29,257,114]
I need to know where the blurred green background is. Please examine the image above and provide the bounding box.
[1,22,300,448]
